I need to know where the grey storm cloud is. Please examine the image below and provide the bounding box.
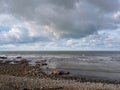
[86,0,119,12]
[0,0,120,39]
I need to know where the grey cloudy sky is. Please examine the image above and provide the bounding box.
[0,0,120,51]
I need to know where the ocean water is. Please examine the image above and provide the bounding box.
[0,51,120,80]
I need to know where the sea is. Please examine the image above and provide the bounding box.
[0,51,120,80]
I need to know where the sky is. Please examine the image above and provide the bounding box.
[0,0,120,51]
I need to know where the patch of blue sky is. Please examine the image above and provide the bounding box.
[0,25,11,32]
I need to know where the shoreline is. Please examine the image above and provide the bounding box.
[0,62,120,84]
[44,67,120,83]
[0,59,120,84]
[0,57,120,89]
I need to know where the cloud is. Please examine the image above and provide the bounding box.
[0,0,120,50]
[0,26,28,44]
[113,11,120,22]
[86,0,119,12]
[0,0,119,39]
[0,25,50,44]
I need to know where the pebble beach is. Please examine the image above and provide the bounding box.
[0,56,120,90]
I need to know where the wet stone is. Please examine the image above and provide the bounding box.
[0,57,7,59]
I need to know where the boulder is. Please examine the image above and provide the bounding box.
[20,59,29,64]
[51,70,70,75]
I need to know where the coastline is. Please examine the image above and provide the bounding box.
[0,60,120,90]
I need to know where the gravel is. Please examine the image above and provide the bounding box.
[0,75,120,90]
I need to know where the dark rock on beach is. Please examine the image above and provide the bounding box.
[41,62,47,66]
[16,56,22,59]
[35,60,48,67]
[51,70,70,75]
[0,56,7,59]
[3,60,13,64]
[14,59,30,65]
[19,59,30,65]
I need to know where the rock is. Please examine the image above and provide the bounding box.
[51,70,70,75]
[13,61,20,64]
[52,70,60,75]
[41,59,47,62]
[16,56,22,59]
[0,57,7,59]
[14,59,30,65]
[46,67,49,69]
[35,61,47,67]
[20,59,29,65]
[2,60,13,64]
[35,61,41,65]
[41,63,47,66]
[23,88,31,90]
[34,88,41,90]
[35,63,41,68]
